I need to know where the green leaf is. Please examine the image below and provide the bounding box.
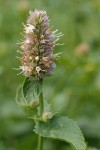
[34,116,86,150]
[23,77,42,102]
[16,85,38,116]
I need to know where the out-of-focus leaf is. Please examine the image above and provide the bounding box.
[16,85,27,106]
[88,147,99,150]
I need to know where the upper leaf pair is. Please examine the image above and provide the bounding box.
[16,78,42,116]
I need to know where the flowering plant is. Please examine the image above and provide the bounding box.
[16,10,86,150]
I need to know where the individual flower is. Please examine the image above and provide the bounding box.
[18,9,62,79]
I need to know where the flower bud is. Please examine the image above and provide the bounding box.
[42,111,53,122]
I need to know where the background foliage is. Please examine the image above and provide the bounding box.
[0,0,100,149]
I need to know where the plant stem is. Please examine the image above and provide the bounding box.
[39,91,43,117]
[38,81,43,150]
[38,134,43,150]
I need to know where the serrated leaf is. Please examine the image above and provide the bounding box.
[23,78,42,102]
[34,116,86,150]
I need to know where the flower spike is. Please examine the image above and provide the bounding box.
[18,9,62,79]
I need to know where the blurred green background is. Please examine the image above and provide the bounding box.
[0,0,100,150]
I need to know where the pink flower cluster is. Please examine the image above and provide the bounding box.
[19,10,62,79]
